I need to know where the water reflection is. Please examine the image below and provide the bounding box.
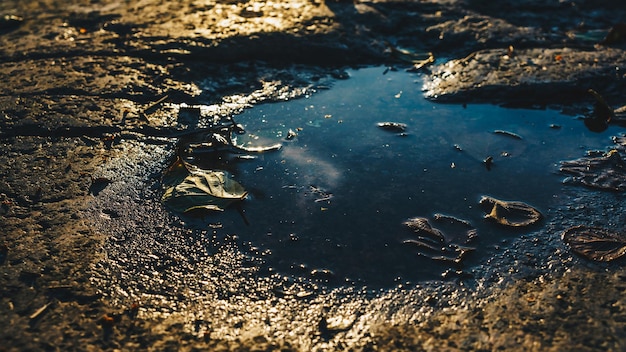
[185,67,614,286]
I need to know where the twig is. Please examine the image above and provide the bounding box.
[29,302,51,320]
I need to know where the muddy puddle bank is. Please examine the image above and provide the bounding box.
[3,0,626,350]
[176,67,615,285]
[79,67,626,350]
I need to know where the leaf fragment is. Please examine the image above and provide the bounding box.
[480,196,541,227]
[161,157,247,213]
[562,225,626,262]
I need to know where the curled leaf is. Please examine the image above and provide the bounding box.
[562,225,626,262]
[161,158,247,213]
[403,217,445,243]
[403,216,476,267]
[480,196,541,227]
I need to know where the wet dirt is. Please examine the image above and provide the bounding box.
[2,0,626,351]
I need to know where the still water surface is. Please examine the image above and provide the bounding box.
[189,67,614,286]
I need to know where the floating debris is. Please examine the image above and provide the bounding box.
[560,149,626,191]
[433,213,473,228]
[178,117,281,159]
[403,217,445,243]
[480,196,541,227]
[377,121,407,133]
[493,130,523,140]
[562,225,626,262]
[402,238,441,252]
[403,216,476,270]
[162,116,282,217]
[483,156,494,171]
[310,268,335,281]
[285,129,298,140]
[306,185,333,203]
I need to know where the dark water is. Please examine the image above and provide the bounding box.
[188,67,614,286]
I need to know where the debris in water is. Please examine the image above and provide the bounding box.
[562,225,626,262]
[493,130,523,140]
[377,121,407,133]
[285,129,298,140]
[433,213,473,228]
[403,216,476,270]
[479,196,541,227]
[403,217,445,243]
[162,116,282,217]
[484,156,494,171]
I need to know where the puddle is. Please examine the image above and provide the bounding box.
[182,67,615,286]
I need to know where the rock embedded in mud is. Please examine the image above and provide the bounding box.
[424,47,626,107]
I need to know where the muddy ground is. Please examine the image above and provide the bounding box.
[1,0,626,351]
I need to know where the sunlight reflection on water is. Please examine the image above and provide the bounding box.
[193,66,615,286]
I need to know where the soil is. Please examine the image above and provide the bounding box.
[1,0,626,351]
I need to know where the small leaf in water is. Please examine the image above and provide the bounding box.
[377,121,407,132]
[562,225,626,262]
[161,158,247,213]
[480,196,541,227]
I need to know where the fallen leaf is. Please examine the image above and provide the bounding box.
[562,225,626,261]
[162,158,247,213]
[480,196,541,227]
